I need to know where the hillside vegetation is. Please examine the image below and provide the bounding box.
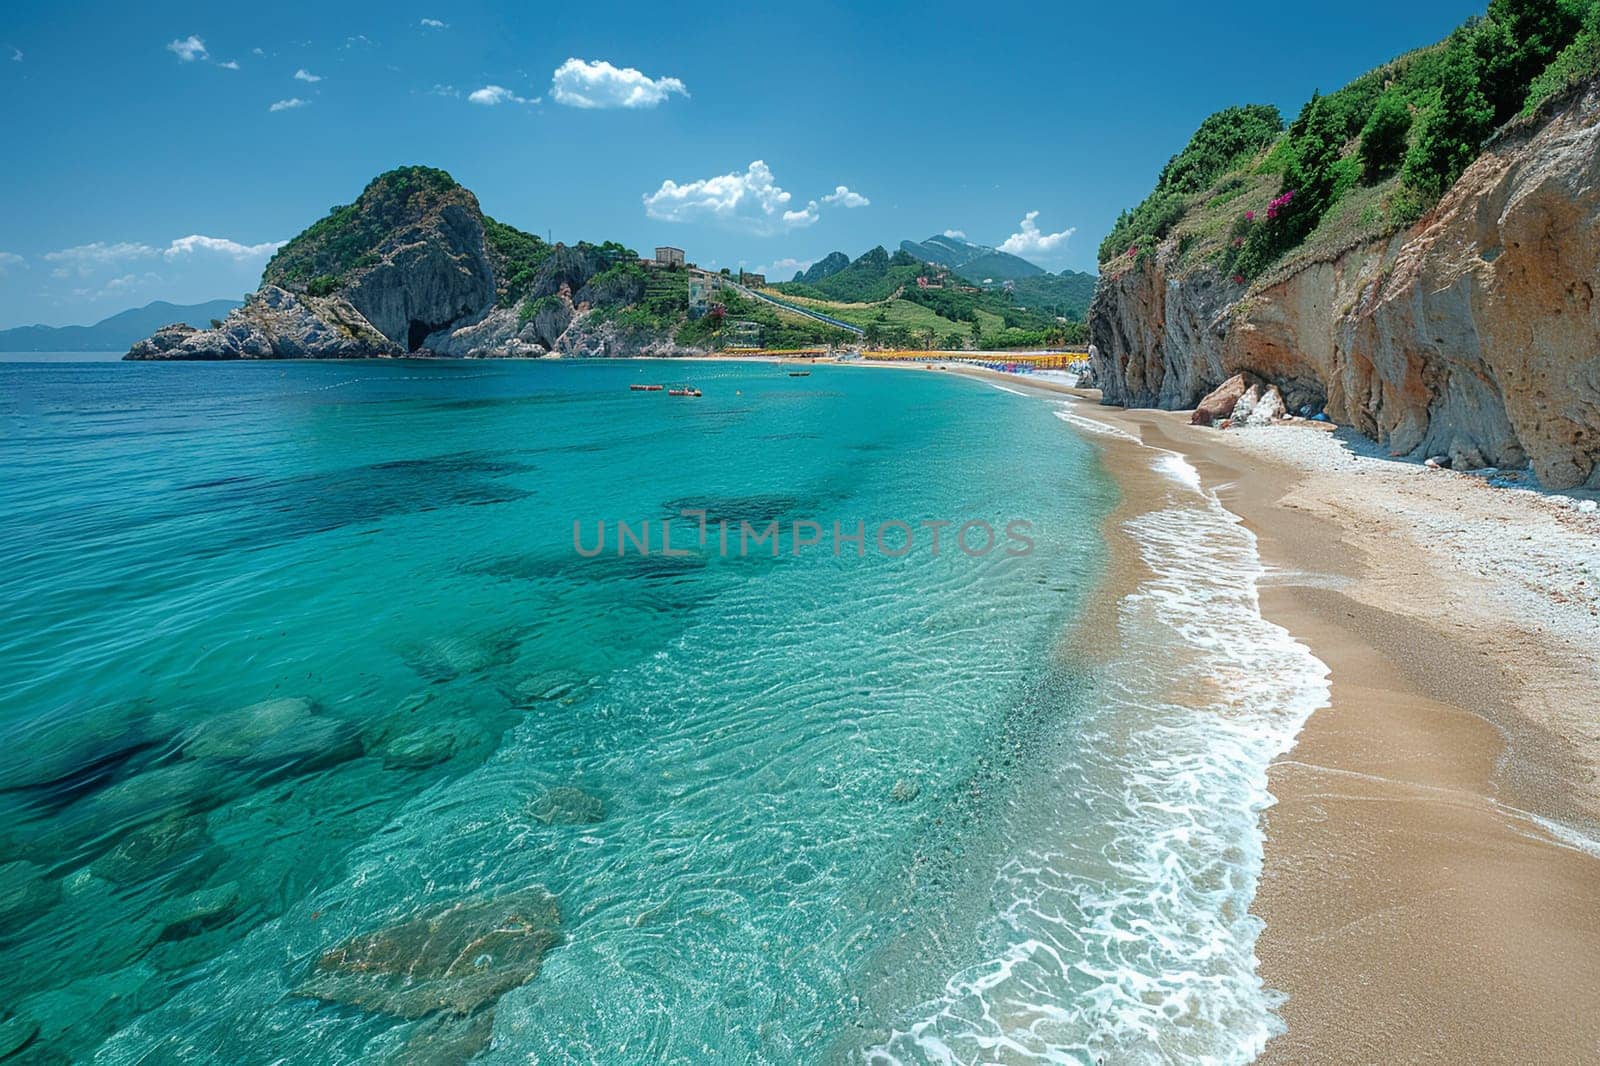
[770,246,1086,348]
[1100,0,1600,283]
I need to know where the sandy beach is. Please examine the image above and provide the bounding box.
[937,363,1600,1061]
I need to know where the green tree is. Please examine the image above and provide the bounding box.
[1476,0,1583,120]
[1360,92,1413,182]
[1155,104,1286,194]
[1287,94,1346,220]
[969,319,982,346]
[1523,0,1600,114]
[1404,31,1495,196]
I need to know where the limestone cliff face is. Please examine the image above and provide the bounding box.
[330,200,497,351]
[1090,80,1600,490]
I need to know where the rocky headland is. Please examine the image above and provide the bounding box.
[125,167,712,361]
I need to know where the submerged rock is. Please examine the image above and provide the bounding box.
[379,722,485,771]
[88,812,221,889]
[155,880,243,942]
[400,1007,498,1064]
[66,760,234,836]
[528,787,605,826]
[401,632,520,685]
[0,704,159,804]
[0,1011,40,1059]
[297,886,561,1019]
[0,860,61,929]
[889,777,921,804]
[179,697,361,776]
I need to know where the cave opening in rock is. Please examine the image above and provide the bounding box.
[407,319,436,352]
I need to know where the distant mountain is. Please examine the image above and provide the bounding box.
[894,234,1097,318]
[1008,271,1099,320]
[775,247,924,303]
[899,234,1044,282]
[794,251,851,284]
[0,299,243,351]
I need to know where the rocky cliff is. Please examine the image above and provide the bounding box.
[126,167,699,361]
[1089,79,1600,490]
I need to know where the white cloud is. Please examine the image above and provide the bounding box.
[761,257,813,277]
[426,84,460,97]
[468,84,537,106]
[642,163,871,235]
[293,68,321,82]
[163,235,286,261]
[217,59,240,70]
[103,272,161,295]
[41,235,284,282]
[648,161,839,236]
[44,241,158,277]
[11,48,22,63]
[167,35,208,62]
[943,229,966,239]
[783,201,820,228]
[420,18,448,28]
[997,211,1076,260]
[0,251,25,274]
[820,186,870,209]
[550,58,687,109]
[252,47,264,56]
[269,97,310,112]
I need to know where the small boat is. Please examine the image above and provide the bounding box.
[629,384,665,392]
[788,371,811,378]
[667,386,702,397]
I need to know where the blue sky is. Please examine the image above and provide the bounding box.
[0,0,1484,328]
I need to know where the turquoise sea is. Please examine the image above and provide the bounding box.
[0,359,1326,1064]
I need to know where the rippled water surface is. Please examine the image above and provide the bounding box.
[0,359,1323,1064]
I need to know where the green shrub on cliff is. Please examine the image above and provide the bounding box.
[482,217,551,303]
[1100,105,1283,263]
[1360,92,1414,182]
[1476,0,1585,120]
[1101,0,1598,280]
[265,166,467,288]
[1403,31,1496,196]
[1522,0,1600,113]
[1154,105,1286,195]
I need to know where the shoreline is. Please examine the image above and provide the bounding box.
[12,354,1597,1056]
[961,363,1600,1059]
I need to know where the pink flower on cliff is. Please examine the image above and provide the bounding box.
[1244,211,1255,222]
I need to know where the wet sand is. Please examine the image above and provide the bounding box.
[938,364,1600,1062]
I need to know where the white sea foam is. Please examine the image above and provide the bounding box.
[1528,813,1600,859]
[1052,405,1141,443]
[1154,452,1203,492]
[864,415,1332,1064]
